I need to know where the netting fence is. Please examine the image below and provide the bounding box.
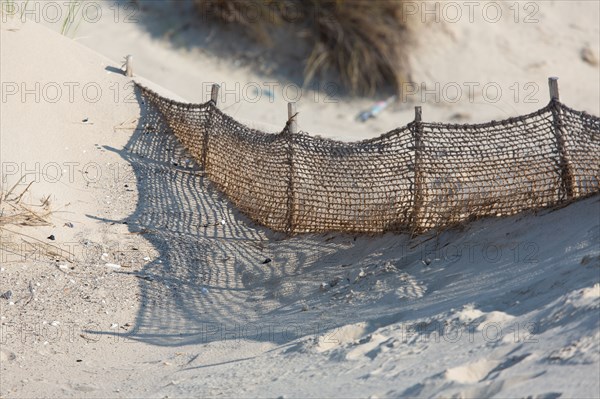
[135,80,600,235]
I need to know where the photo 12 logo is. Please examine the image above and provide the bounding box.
[1,1,138,25]
[1,81,137,104]
[400,81,540,105]
[1,161,137,187]
[201,81,340,104]
[400,1,540,24]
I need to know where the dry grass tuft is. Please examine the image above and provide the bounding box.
[194,0,413,95]
[0,179,73,264]
[0,177,52,227]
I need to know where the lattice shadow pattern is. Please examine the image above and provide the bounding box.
[135,82,600,235]
[112,90,357,346]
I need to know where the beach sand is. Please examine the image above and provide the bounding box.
[1,2,599,397]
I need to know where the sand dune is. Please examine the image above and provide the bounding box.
[1,3,599,398]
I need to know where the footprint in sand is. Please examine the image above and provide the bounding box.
[394,273,427,299]
[446,353,531,384]
[0,349,16,362]
[445,358,501,384]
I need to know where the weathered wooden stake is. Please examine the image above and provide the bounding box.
[125,55,133,77]
[202,84,220,171]
[548,77,559,101]
[287,102,298,134]
[211,84,220,105]
[411,106,424,234]
[285,102,298,235]
[548,77,576,200]
[414,105,422,122]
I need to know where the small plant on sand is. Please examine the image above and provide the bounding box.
[0,177,52,228]
[0,0,16,17]
[0,178,73,264]
[60,0,84,37]
[1,0,83,37]
[19,0,29,18]
[1,0,29,19]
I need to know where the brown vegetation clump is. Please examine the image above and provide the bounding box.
[194,0,413,95]
[0,179,52,228]
[0,180,72,264]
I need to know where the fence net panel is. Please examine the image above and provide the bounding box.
[136,83,600,235]
[206,108,290,230]
[292,129,414,233]
[417,107,561,230]
[558,103,600,196]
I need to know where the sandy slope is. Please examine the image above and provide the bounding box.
[36,0,600,140]
[1,5,599,399]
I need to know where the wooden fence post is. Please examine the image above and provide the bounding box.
[125,55,133,77]
[548,77,559,101]
[287,102,298,134]
[285,102,298,234]
[411,106,425,234]
[548,77,576,200]
[211,84,220,104]
[202,84,220,170]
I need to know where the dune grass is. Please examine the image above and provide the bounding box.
[1,0,83,38]
[0,177,52,228]
[60,0,84,37]
[0,180,74,264]
[194,0,413,96]
[0,0,16,16]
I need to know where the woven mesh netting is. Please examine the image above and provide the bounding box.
[136,83,600,234]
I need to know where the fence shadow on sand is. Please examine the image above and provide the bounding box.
[86,76,599,348]
[95,87,408,347]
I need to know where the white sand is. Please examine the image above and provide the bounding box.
[1,2,599,398]
[1,0,594,141]
[36,0,600,139]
